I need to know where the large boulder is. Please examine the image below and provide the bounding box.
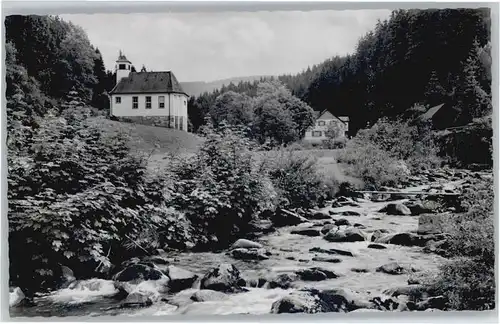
[291,228,321,237]
[367,243,387,250]
[383,285,433,300]
[267,273,298,289]
[321,224,336,234]
[115,277,170,302]
[230,248,269,260]
[320,288,375,311]
[370,229,391,242]
[270,289,346,314]
[335,218,351,226]
[374,232,421,247]
[121,292,153,308]
[310,247,354,257]
[376,262,410,275]
[190,290,228,302]
[369,296,401,311]
[200,264,246,293]
[296,267,339,281]
[166,266,198,293]
[9,287,25,307]
[272,209,309,227]
[405,201,435,216]
[306,211,332,220]
[423,239,451,257]
[59,265,76,289]
[231,239,263,249]
[379,203,412,216]
[416,295,448,311]
[417,214,448,235]
[113,264,165,283]
[340,210,362,216]
[312,256,342,263]
[324,228,366,242]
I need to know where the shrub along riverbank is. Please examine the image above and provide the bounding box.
[8,109,339,298]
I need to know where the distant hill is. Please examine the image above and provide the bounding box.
[181,75,273,97]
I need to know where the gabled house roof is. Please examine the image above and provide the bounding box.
[420,103,445,120]
[315,109,350,125]
[109,71,188,95]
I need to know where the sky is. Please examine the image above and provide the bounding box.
[62,10,391,83]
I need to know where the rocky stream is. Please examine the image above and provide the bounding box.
[9,168,492,318]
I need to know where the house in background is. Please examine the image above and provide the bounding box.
[109,52,189,131]
[303,110,349,144]
[419,103,461,130]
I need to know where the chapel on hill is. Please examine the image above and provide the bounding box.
[109,51,189,131]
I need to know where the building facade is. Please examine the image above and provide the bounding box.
[303,110,349,144]
[109,52,189,131]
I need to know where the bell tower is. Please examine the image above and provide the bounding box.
[115,50,132,84]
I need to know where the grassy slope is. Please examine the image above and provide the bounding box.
[89,117,202,155]
[90,117,357,186]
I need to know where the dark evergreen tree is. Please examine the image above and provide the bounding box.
[424,71,447,106]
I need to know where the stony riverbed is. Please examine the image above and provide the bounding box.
[10,169,491,318]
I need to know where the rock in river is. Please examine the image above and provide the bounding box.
[374,232,421,246]
[200,264,247,293]
[231,239,263,249]
[230,248,269,260]
[121,292,153,308]
[113,263,165,282]
[190,290,228,302]
[9,287,25,307]
[376,262,409,275]
[309,247,354,257]
[296,267,340,281]
[367,243,387,250]
[166,265,198,293]
[306,211,332,220]
[324,227,366,242]
[340,210,362,216]
[321,223,336,234]
[272,209,309,227]
[290,228,321,237]
[270,289,348,314]
[267,273,298,289]
[417,214,448,235]
[334,218,351,226]
[312,256,342,263]
[379,203,412,216]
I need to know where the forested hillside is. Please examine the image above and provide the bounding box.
[5,15,115,117]
[189,8,492,134]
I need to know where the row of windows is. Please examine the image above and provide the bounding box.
[316,120,343,126]
[115,96,186,109]
[311,130,348,138]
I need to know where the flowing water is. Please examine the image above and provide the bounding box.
[10,186,449,318]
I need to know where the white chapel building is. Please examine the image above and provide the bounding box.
[109,52,189,131]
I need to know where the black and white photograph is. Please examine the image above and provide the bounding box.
[4,2,496,319]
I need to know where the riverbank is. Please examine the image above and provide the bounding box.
[11,167,490,318]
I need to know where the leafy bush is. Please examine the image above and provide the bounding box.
[265,149,329,209]
[429,177,495,310]
[338,117,441,188]
[321,137,347,149]
[7,108,178,293]
[338,141,409,188]
[166,122,277,248]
